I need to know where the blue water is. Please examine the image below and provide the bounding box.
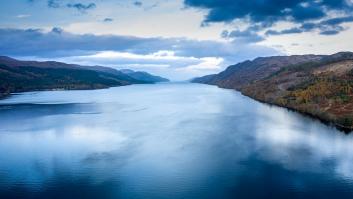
[0,83,353,199]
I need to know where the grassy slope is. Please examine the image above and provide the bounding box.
[241,60,353,131]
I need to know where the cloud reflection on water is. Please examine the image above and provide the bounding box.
[1,83,353,198]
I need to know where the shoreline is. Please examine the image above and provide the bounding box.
[199,83,353,133]
[242,92,353,133]
[0,85,119,101]
[0,82,164,101]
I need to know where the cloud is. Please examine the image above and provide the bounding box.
[48,0,60,8]
[290,2,325,21]
[266,16,353,36]
[103,18,114,22]
[144,2,159,10]
[322,16,353,26]
[67,3,96,12]
[58,50,218,69]
[320,29,341,35]
[221,29,264,43]
[57,51,227,80]
[133,1,142,7]
[179,57,223,71]
[0,27,277,58]
[184,0,352,24]
[265,27,304,36]
[184,0,353,35]
[0,28,171,57]
[46,1,97,12]
[0,28,279,80]
[16,14,31,19]
[51,27,64,34]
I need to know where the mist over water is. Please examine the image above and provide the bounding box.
[1,83,353,199]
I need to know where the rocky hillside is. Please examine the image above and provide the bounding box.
[192,52,353,132]
[0,56,168,98]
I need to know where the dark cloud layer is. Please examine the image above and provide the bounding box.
[266,16,353,36]
[133,1,143,7]
[0,28,158,57]
[67,3,96,12]
[184,0,351,24]
[221,29,264,43]
[0,28,278,64]
[184,0,353,36]
[45,0,96,12]
[48,0,60,8]
[103,18,114,22]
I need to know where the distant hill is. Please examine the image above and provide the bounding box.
[192,52,353,132]
[120,69,169,83]
[0,56,168,98]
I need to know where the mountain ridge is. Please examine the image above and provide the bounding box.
[120,69,169,83]
[0,56,169,98]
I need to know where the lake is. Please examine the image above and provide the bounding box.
[0,83,353,199]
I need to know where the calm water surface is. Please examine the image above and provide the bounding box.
[1,83,353,199]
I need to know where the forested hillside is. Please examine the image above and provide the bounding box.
[0,56,168,98]
[193,52,353,131]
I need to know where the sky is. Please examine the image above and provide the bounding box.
[1,0,353,80]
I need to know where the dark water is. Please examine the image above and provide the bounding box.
[1,83,353,199]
